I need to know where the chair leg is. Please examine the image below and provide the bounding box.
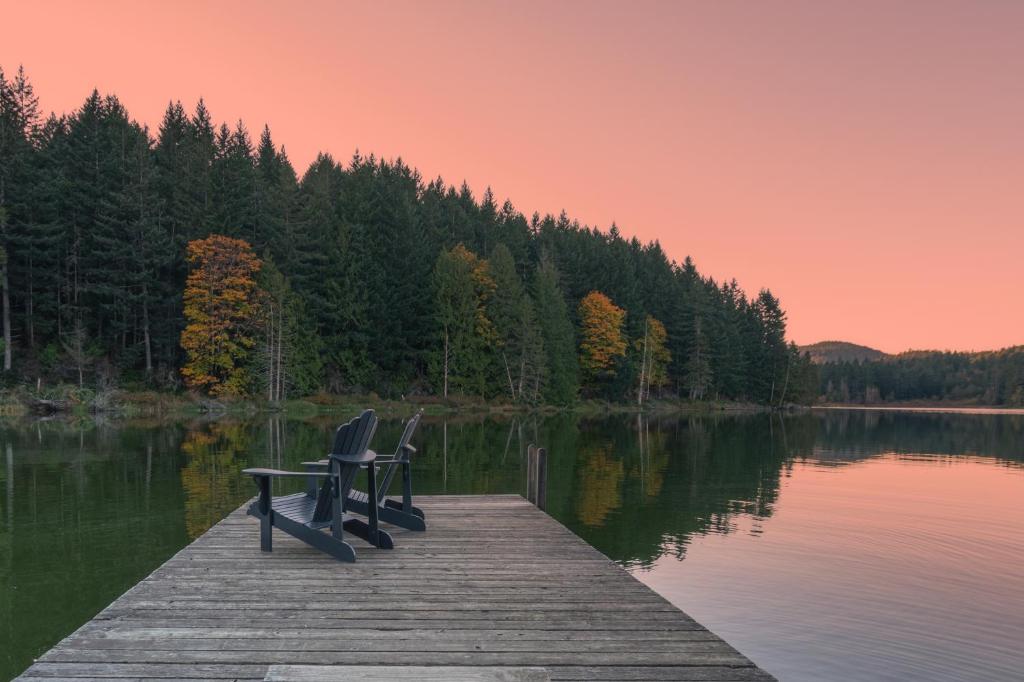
[330,471,345,544]
[343,518,395,549]
[273,513,357,562]
[383,497,426,520]
[256,475,272,552]
[345,494,424,531]
[401,462,413,512]
[366,463,380,547]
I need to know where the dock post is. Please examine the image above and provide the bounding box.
[526,444,547,511]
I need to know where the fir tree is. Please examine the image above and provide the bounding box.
[532,257,578,404]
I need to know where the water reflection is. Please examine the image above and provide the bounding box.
[0,409,1022,680]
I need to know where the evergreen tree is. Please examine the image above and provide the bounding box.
[685,316,713,400]
[0,66,42,371]
[487,244,543,401]
[532,257,578,404]
[294,153,370,391]
[210,120,258,244]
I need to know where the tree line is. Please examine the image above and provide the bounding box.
[0,66,817,405]
[818,347,1024,406]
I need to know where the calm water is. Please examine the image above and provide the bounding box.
[1,409,1022,681]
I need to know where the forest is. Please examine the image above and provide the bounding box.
[0,66,818,407]
[817,347,1024,407]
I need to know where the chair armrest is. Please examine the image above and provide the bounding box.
[400,444,417,455]
[301,460,329,468]
[242,468,329,478]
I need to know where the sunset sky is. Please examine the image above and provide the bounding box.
[3,1,1021,353]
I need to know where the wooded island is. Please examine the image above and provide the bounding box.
[0,67,818,408]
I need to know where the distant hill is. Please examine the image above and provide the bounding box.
[812,345,1024,406]
[800,341,890,364]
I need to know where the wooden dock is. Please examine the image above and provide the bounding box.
[18,495,775,681]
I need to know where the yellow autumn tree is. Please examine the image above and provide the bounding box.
[578,291,627,389]
[433,244,496,396]
[180,235,262,397]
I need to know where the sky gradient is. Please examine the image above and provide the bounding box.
[3,1,1021,353]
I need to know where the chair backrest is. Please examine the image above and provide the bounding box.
[378,410,423,497]
[393,410,423,462]
[330,409,378,458]
[314,410,377,520]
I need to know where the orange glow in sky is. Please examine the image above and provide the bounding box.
[2,1,1021,353]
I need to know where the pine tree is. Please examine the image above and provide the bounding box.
[685,316,713,400]
[255,126,300,269]
[0,66,42,371]
[532,257,578,404]
[210,120,258,243]
[294,153,370,390]
[488,243,539,401]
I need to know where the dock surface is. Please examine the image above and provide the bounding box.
[19,495,775,681]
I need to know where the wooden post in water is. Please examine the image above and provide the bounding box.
[526,444,547,511]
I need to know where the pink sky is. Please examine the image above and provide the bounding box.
[3,1,1021,353]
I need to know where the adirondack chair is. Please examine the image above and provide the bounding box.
[303,410,426,531]
[242,409,394,562]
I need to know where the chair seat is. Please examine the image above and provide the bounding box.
[272,491,351,530]
[347,489,370,504]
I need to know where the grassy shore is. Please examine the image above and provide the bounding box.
[0,384,772,420]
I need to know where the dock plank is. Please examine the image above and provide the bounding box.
[18,495,774,682]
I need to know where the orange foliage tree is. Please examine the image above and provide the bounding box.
[180,235,262,396]
[578,291,627,388]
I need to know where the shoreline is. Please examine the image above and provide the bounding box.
[0,388,775,421]
[813,404,1024,416]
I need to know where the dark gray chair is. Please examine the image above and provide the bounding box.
[304,410,425,531]
[243,409,393,562]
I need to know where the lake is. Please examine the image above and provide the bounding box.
[1,409,1022,681]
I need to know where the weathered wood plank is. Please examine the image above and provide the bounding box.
[66,636,730,652]
[41,650,754,666]
[79,625,723,642]
[265,665,550,681]
[17,495,775,682]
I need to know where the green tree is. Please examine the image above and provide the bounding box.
[257,255,324,400]
[685,316,713,400]
[532,257,578,404]
[487,244,543,401]
[210,120,258,243]
[432,244,494,397]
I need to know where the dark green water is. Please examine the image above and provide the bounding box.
[1,410,1022,681]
